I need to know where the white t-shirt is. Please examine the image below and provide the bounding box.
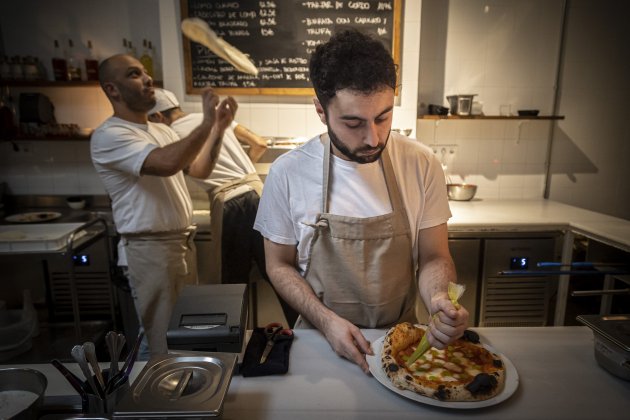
[91,116,193,234]
[170,114,257,197]
[254,132,452,274]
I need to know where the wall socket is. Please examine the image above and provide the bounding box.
[428,144,457,158]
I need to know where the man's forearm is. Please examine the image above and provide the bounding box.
[418,255,457,315]
[267,264,337,330]
[186,126,225,179]
[142,120,213,176]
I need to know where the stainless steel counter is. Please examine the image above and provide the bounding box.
[8,327,630,419]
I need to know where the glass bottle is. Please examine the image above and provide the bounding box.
[0,55,11,80]
[10,55,23,80]
[0,86,19,140]
[140,39,154,77]
[128,40,137,58]
[52,39,69,81]
[85,40,99,81]
[149,40,161,80]
[66,39,82,81]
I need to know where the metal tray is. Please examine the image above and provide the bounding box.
[114,351,237,418]
[0,223,86,252]
[577,314,630,352]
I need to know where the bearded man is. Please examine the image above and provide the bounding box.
[254,30,469,373]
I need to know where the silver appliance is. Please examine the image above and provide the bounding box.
[480,236,560,327]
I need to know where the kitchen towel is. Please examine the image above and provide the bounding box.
[240,327,294,377]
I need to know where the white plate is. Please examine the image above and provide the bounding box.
[5,212,62,223]
[366,335,519,409]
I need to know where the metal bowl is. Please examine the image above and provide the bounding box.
[0,368,47,420]
[447,184,477,201]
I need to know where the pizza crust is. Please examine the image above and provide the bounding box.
[381,322,505,402]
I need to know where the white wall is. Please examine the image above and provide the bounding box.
[416,0,564,200]
[548,0,630,220]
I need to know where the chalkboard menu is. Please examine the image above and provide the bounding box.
[181,0,402,95]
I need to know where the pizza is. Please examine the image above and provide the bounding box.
[380,322,505,402]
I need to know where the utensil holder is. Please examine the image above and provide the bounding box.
[82,369,129,415]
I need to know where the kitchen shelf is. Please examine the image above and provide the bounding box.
[1,80,163,87]
[420,115,565,120]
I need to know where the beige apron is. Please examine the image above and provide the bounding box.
[297,135,417,328]
[206,173,264,283]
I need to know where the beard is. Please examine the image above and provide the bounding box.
[118,84,155,113]
[327,125,388,164]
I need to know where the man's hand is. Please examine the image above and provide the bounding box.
[426,296,469,349]
[214,96,237,132]
[200,88,220,127]
[321,315,374,374]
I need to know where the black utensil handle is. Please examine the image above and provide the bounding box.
[51,359,86,397]
[122,331,144,376]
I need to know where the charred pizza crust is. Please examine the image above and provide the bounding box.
[381,322,505,402]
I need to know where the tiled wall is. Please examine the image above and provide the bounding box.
[416,0,564,200]
[416,119,551,199]
[0,140,105,195]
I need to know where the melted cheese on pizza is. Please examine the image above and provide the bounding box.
[396,340,488,384]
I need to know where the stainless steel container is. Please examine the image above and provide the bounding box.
[577,314,630,381]
[114,351,238,418]
[446,183,477,201]
[0,368,47,420]
[446,94,477,116]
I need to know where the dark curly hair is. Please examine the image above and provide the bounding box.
[309,29,397,110]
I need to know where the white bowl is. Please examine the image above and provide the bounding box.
[66,197,86,210]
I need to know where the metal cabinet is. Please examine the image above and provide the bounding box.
[479,237,560,327]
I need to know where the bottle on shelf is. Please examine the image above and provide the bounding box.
[0,86,19,140]
[139,39,154,77]
[122,37,129,54]
[0,56,12,80]
[52,39,69,81]
[127,40,137,58]
[22,56,40,81]
[66,39,82,81]
[149,40,161,80]
[85,40,99,81]
[10,56,23,80]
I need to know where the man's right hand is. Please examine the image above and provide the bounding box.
[321,314,374,374]
[200,88,220,127]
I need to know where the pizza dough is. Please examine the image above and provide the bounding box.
[380,322,506,401]
[181,17,258,76]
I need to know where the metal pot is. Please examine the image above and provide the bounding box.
[0,368,47,419]
[446,94,477,116]
[447,184,477,201]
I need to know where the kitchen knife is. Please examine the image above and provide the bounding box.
[406,282,466,367]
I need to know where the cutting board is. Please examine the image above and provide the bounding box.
[0,223,86,253]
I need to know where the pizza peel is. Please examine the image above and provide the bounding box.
[181,17,259,76]
[406,282,466,366]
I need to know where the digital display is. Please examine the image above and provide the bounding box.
[510,257,529,270]
[73,254,90,266]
